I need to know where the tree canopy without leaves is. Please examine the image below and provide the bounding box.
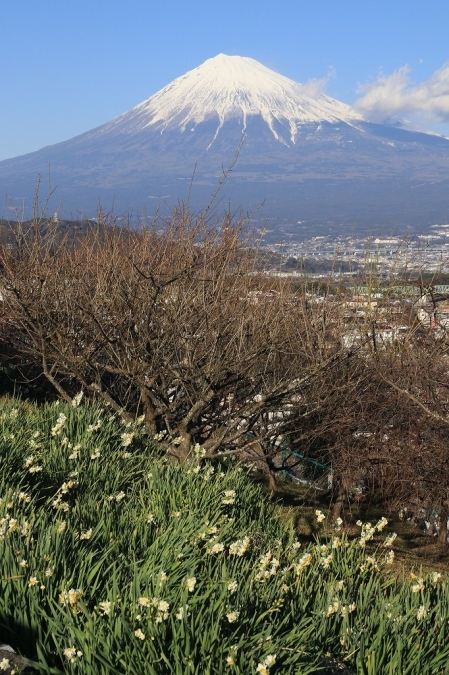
[0,211,346,464]
[2,208,449,539]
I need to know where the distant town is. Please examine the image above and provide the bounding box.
[266,222,449,278]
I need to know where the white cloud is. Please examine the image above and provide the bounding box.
[354,63,449,123]
[302,67,336,98]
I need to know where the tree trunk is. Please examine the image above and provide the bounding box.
[168,429,192,463]
[264,456,278,492]
[438,502,448,545]
[267,468,277,492]
[330,473,349,522]
[139,386,159,435]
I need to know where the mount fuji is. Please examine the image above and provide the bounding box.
[2,54,449,238]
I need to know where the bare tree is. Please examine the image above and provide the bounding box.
[0,209,350,468]
[4,208,449,541]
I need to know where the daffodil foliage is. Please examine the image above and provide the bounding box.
[1,398,449,674]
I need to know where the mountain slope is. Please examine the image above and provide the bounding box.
[1,54,449,236]
[95,54,362,145]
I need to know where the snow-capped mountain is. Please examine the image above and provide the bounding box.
[1,54,449,238]
[95,54,361,145]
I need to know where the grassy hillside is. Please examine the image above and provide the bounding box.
[1,397,449,674]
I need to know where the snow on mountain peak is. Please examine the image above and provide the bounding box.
[103,54,362,146]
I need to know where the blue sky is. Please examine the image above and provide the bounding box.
[1,0,449,161]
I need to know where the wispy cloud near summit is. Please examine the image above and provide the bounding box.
[354,63,449,125]
[301,68,336,98]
